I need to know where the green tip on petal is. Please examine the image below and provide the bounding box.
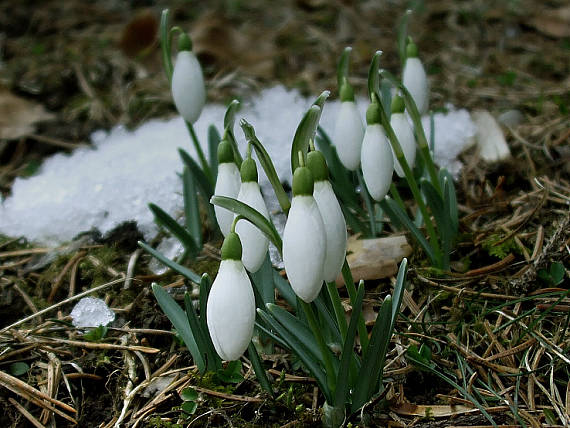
[391,94,405,114]
[217,139,234,164]
[292,166,314,196]
[339,78,354,102]
[307,150,329,182]
[406,38,418,58]
[178,32,193,52]
[240,157,258,183]
[221,231,242,260]
[366,101,381,125]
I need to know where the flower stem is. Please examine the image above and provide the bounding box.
[185,120,213,184]
[326,281,347,340]
[341,260,369,353]
[299,299,337,395]
[356,169,377,237]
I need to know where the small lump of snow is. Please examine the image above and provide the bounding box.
[70,297,115,328]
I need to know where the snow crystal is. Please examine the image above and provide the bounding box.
[0,87,475,245]
[70,297,115,328]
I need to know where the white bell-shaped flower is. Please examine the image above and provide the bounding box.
[214,140,241,237]
[361,102,394,201]
[333,79,364,171]
[402,39,429,116]
[235,158,269,273]
[171,34,206,124]
[283,166,326,303]
[207,232,255,361]
[307,150,347,283]
[390,95,416,178]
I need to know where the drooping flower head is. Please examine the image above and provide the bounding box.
[171,33,206,124]
[333,77,365,171]
[307,149,347,283]
[206,231,255,361]
[235,156,269,273]
[390,94,416,178]
[402,38,429,116]
[360,98,394,201]
[214,139,241,237]
[283,163,326,303]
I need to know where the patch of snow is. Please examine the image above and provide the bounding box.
[0,87,476,245]
[70,297,115,328]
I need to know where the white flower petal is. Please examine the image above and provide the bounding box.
[206,259,255,361]
[283,196,326,303]
[333,101,365,171]
[313,181,347,283]
[361,124,394,201]
[214,163,241,237]
[390,112,417,178]
[171,51,206,124]
[236,182,269,273]
[402,57,429,116]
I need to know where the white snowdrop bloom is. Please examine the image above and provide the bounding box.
[171,34,206,124]
[361,102,394,201]
[307,150,347,283]
[235,158,269,273]
[283,166,326,303]
[207,232,255,361]
[333,101,365,171]
[402,40,429,116]
[214,140,241,237]
[390,95,416,178]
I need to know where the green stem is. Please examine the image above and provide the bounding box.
[185,120,212,184]
[356,170,377,237]
[299,299,337,395]
[341,260,369,353]
[159,10,173,82]
[389,182,406,213]
[326,281,347,340]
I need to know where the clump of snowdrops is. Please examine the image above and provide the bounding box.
[140,8,462,427]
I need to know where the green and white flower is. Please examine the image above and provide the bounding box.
[307,150,347,283]
[235,157,269,273]
[333,79,365,171]
[360,100,394,201]
[402,38,429,116]
[283,165,326,303]
[214,139,241,237]
[207,232,255,361]
[171,33,206,124]
[390,95,416,177]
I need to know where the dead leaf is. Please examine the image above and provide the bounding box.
[0,88,54,140]
[119,9,158,58]
[390,401,479,418]
[337,235,412,285]
[528,6,570,38]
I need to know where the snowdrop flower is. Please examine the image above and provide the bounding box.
[214,139,241,237]
[402,38,429,116]
[207,232,255,361]
[307,150,347,283]
[360,100,394,201]
[390,95,416,177]
[235,157,269,273]
[171,33,206,124]
[283,164,326,303]
[333,78,365,170]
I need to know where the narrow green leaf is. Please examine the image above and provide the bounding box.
[207,125,220,180]
[250,254,275,306]
[440,169,458,234]
[267,303,324,365]
[291,105,323,174]
[367,51,382,101]
[184,293,220,371]
[159,9,173,82]
[223,99,243,165]
[314,292,342,343]
[210,196,282,253]
[272,270,297,308]
[390,258,408,331]
[148,203,199,257]
[257,309,332,403]
[397,10,412,68]
[380,79,392,120]
[178,148,214,198]
[139,241,201,284]
[199,273,211,338]
[421,179,450,270]
[152,283,205,372]
[326,281,348,340]
[335,281,365,406]
[337,47,352,89]
[247,342,274,396]
[380,198,438,266]
[240,119,291,213]
[341,260,369,353]
[182,167,202,249]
